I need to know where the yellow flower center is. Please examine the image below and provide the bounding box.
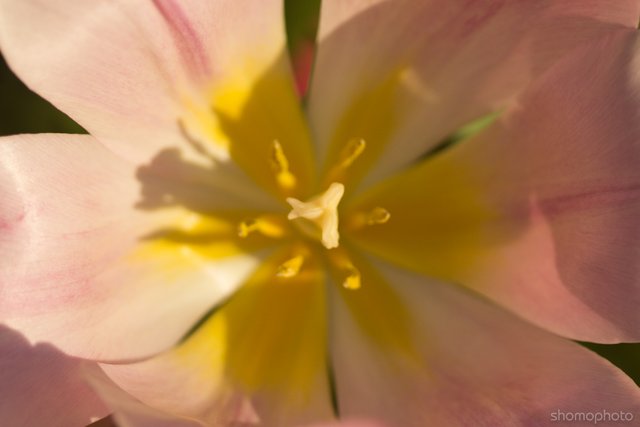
[217,134,393,290]
[142,64,479,401]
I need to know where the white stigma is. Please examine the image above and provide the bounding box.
[286,182,345,249]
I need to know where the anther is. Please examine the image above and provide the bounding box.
[276,255,305,278]
[343,266,361,290]
[366,207,390,225]
[237,217,286,239]
[326,248,362,290]
[347,207,391,230]
[338,138,366,169]
[237,219,258,238]
[326,138,367,183]
[270,140,297,190]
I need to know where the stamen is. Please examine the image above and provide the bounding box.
[347,207,391,230]
[326,138,367,183]
[327,248,363,290]
[270,140,297,190]
[366,207,391,225]
[286,182,345,249]
[338,138,366,169]
[343,266,361,290]
[237,219,258,238]
[276,255,305,278]
[237,217,286,239]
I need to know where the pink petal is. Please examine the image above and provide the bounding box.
[0,324,109,426]
[454,29,640,342]
[0,0,289,164]
[0,134,267,360]
[99,253,335,426]
[349,29,640,342]
[330,260,640,426]
[88,418,117,427]
[86,367,205,427]
[305,421,389,427]
[309,0,640,188]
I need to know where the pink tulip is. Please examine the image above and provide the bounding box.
[1,1,640,426]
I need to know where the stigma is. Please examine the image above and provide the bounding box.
[286,182,345,249]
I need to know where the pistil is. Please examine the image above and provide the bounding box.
[286,182,345,249]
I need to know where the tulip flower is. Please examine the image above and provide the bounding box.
[1,1,640,426]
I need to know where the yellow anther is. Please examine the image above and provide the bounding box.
[326,247,362,290]
[276,255,305,278]
[270,140,297,190]
[347,207,391,230]
[287,182,345,249]
[343,266,361,290]
[366,207,391,225]
[338,138,366,169]
[237,219,258,238]
[237,217,286,239]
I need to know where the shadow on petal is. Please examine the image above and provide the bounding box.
[0,324,110,426]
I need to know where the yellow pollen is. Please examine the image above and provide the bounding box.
[286,182,345,249]
[270,140,297,190]
[276,255,305,278]
[237,218,285,239]
[338,138,366,169]
[343,266,361,290]
[366,207,391,225]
